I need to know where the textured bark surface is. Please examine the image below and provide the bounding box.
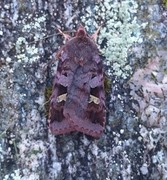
[0,0,167,179]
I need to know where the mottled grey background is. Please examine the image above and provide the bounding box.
[0,0,167,180]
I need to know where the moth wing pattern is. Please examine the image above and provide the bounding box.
[49,25,106,138]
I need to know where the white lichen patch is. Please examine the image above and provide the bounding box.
[98,0,144,78]
[17,138,48,178]
[22,15,46,33]
[152,150,167,179]
[3,169,22,180]
[140,163,148,175]
[6,106,49,179]
[47,134,62,179]
[51,162,62,178]
[82,0,147,78]
[140,125,165,151]
[98,137,138,179]
[91,143,98,156]
[15,15,46,63]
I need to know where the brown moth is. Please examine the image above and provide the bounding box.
[48,25,106,138]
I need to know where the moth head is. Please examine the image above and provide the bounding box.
[76,25,87,38]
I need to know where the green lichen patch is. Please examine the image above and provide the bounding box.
[82,0,147,79]
[44,86,52,118]
[104,75,111,93]
[162,0,167,7]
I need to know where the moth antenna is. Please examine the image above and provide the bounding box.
[57,28,71,41]
[91,26,101,41]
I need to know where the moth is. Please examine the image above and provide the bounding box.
[48,25,106,138]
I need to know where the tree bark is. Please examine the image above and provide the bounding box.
[0,0,167,179]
